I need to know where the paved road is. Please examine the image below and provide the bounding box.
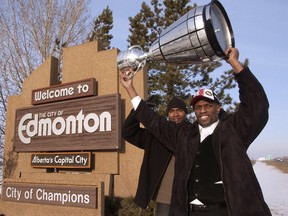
[253,161,288,216]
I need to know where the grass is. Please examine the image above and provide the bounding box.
[264,161,288,174]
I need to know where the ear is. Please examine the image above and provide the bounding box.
[216,104,221,113]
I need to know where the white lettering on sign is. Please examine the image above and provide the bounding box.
[34,87,75,101]
[35,189,90,205]
[31,154,89,166]
[32,155,54,164]
[33,83,90,103]
[76,155,88,165]
[53,155,88,166]
[4,186,90,205]
[18,110,112,144]
[5,187,22,200]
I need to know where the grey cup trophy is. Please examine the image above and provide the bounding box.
[117,0,235,79]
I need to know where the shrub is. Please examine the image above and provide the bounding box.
[105,196,156,216]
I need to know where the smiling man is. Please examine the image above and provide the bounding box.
[119,47,272,216]
[191,89,220,128]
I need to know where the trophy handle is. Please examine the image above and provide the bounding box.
[117,45,148,79]
[129,45,142,50]
[125,46,146,79]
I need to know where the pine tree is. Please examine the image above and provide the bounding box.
[128,0,245,116]
[88,6,113,50]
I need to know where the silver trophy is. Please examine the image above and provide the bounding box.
[117,0,235,79]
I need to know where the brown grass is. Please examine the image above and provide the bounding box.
[264,161,288,174]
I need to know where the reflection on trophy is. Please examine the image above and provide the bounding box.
[117,0,235,79]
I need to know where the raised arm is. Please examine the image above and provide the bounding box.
[225,48,269,148]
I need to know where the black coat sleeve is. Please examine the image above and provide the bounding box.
[122,109,150,149]
[133,101,181,152]
[233,67,269,148]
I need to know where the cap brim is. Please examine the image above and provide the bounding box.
[191,96,217,107]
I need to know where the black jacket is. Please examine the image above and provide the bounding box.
[133,68,271,216]
[122,110,177,208]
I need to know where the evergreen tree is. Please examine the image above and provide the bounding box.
[88,6,113,50]
[128,0,246,117]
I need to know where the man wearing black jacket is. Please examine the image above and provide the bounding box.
[122,97,190,215]
[119,47,271,216]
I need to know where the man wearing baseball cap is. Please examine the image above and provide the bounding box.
[190,89,220,127]
[119,47,271,216]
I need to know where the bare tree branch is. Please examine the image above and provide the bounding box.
[0,0,92,160]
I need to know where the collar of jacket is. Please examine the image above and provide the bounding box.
[218,108,228,120]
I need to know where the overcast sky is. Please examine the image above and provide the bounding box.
[91,0,288,159]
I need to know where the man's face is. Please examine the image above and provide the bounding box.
[194,100,220,127]
[168,108,186,124]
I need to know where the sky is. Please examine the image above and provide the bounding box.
[91,0,288,160]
